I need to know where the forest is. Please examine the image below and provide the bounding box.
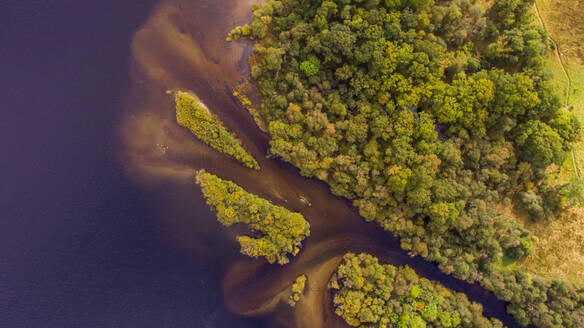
[330,253,505,327]
[175,91,260,170]
[195,170,310,264]
[229,0,584,326]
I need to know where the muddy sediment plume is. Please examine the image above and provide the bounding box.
[118,1,523,327]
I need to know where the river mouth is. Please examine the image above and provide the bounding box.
[118,0,522,327]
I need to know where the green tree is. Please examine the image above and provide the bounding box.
[195,170,310,264]
[175,91,259,169]
[514,120,566,168]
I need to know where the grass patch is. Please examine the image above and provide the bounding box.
[565,60,584,176]
[519,208,584,282]
[535,0,584,64]
[500,254,520,268]
[555,59,584,181]
[553,60,584,181]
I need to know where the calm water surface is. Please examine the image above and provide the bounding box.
[0,1,266,327]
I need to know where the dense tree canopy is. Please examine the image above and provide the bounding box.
[176,91,259,169]
[195,170,310,264]
[230,0,583,326]
[330,253,505,328]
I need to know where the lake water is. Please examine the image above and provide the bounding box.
[0,1,266,327]
[1,1,523,327]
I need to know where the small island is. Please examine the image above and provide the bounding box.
[175,91,259,170]
[288,274,307,307]
[195,170,310,264]
[330,253,504,328]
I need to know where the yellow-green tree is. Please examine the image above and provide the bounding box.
[288,274,307,307]
[330,253,503,328]
[175,91,259,170]
[195,170,310,264]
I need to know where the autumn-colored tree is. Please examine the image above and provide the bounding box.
[330,253,503,327]
[195,170,310,264]
[175,91,259,170]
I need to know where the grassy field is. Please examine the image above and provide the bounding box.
[535,0,584,63]
[553,59,584,183]
[519,208,584,282]
[515,0,584,282]
[564,61,584,178]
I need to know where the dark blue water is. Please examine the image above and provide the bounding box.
[0,1,266,327]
